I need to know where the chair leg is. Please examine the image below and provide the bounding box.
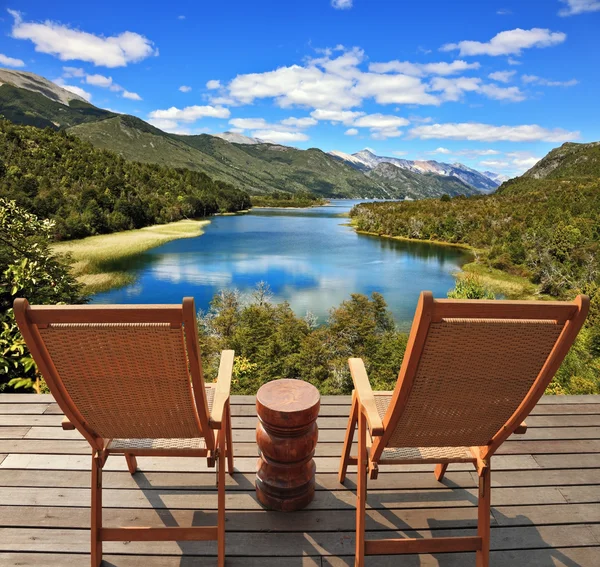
[434,463,448,482]
[355,409,367,567]
[476,465,491,567]
[339,391,358,483]
[91,452,103,567]
[226,400,234,476]
[125,453,137,475]
[217,429,226,567]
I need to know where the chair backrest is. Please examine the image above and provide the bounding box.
[373,291,589,461]
[13,297,213,451]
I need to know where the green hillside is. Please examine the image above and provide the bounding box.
[0,120,250,240]
[521,141,600,180]
[0,83,114,129]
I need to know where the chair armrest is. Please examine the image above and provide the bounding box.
[210,350,234,429]
[348,358,384,436]
[62,417,75,431]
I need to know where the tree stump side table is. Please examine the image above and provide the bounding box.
[255,379,320,511]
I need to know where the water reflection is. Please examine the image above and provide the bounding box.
[92,200,472,327]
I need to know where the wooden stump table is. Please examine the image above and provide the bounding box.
[255,379,320,511]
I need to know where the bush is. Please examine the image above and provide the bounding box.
[0,198,87,392]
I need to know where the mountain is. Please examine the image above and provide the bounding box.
[0,68,484,200]
[214,131,263,145]
[483,171,510,184]
[331,149,500,193]
[366,162,477,199]
[522,141,600,179]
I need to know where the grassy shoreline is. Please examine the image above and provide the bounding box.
[52,219,210,294]
[351,225,539,300]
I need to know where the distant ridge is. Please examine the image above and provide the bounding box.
[330,148,501,193]
[0,67,487,200]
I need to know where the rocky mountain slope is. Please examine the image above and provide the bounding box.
[330,149,500,193]
[522,141,600,179]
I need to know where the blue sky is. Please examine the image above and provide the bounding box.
[1,0,599,176]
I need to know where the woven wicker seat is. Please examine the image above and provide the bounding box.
[339,291,589,567]
[14,298,235,567]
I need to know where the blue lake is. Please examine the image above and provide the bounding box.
[92,200,472,328]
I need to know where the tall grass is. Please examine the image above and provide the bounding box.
[51,219,210,293]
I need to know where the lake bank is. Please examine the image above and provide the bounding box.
[51,219,210,294]
[350,224,539,300]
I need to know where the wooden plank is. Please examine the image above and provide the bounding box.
[0,455,5,466]
[533,453,600,469]
[0,415,63,427]
[526,414,600,427]
[0,525,596,555]
[0,404,49,415]
[41,400,600,418]
[0,469,476,491]
[0,427,30,439]
[0,554,321,567]
[0,484,577,511]
[498,440,600,454]
[323,547,600,566]
[0,453,541,473]
[0,394,54,403]
[472,468,600,488]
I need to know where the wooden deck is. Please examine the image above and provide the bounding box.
[0,394,599,566]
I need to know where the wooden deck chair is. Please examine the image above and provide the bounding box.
[14,297,235,567]
[338,291,589,567]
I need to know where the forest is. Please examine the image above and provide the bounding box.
[350,176,600,394]
[0,120,251,240]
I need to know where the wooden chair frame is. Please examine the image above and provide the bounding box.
[14,297,235,567]
[338,291,589,567]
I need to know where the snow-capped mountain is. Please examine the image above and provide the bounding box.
[483,171,510,185]
[214,131,264,145]
[330,149,502,193]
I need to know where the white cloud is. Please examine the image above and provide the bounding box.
[281,116,318,128]
[85,73,113,87]
[457,148,501,156]
[479,83,525,101]
[0,53,25,67]
[480,160,510,168]
[522,74,578,87]
[178,15,186,20]
[149,105,230,122]
[344,128,358,136]
[353,114,409,129]
[441,28,566,57]
[53,78,92,101]
[507,57,522,65]
[251,130,309,143]
[430,147,452,154]
[559,0,600,16]
[9,9,157,67]
[206,79,221,90]
[410,122,579,142]
[479,151,541,174]
[219,48,439,110]
[179,85,192,92]
[122,90,142,100]
[62,66,85,77]
[311,108,365,125]
[331,0,353,9]
[147,118,179,131]
[369,59,480,76]
[429,76,481,101]
[346,114,410,140]
[497,8,512,15]
[488,70,516,83]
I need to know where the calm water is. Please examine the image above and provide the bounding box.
[92,200,472,327]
